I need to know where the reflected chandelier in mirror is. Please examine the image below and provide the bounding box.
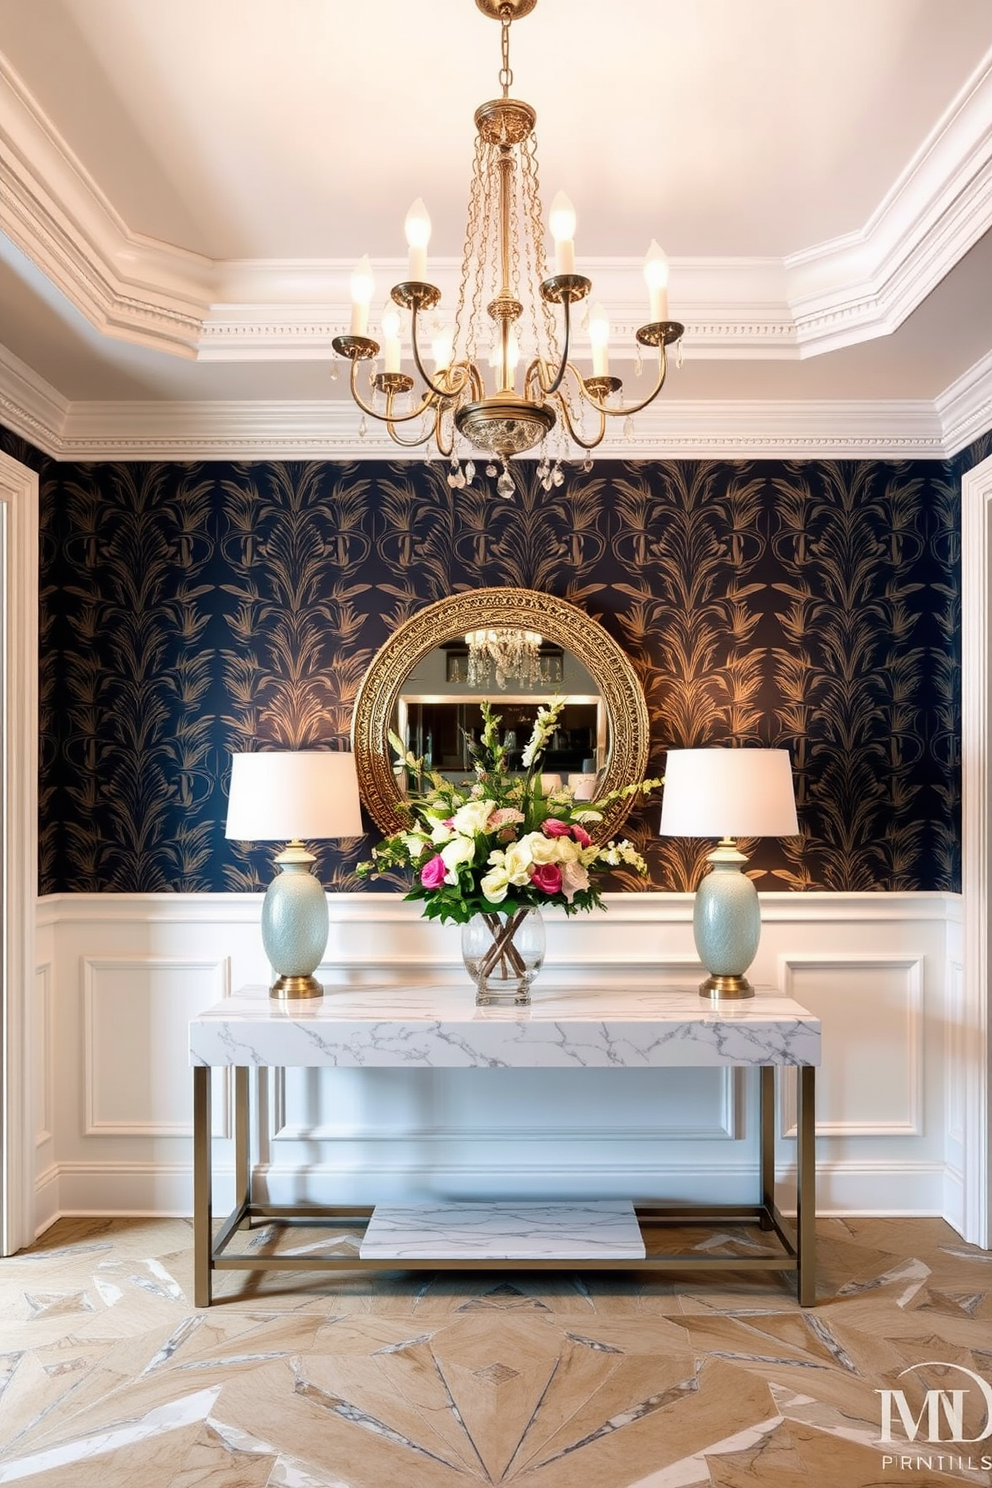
[351,588,650,842]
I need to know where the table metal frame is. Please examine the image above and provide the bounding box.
[192,1062,816,1308]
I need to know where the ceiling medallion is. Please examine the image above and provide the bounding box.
[332,0,684,497]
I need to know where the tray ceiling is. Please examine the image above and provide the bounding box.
[0,0,990,459]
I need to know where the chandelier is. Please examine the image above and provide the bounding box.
[331,0,683,498]
[466,628,542,689]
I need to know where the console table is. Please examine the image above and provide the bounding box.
[190,985,820,1307]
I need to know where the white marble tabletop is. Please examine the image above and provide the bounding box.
[189,984,820,1070]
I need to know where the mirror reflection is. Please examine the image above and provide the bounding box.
[397,635,606,793]
[351,587,649,840]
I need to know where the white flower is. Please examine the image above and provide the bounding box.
[498,839,534,884]
[401,833,428,858]
[480,866,511,903]
[525,831,580,865]
[440,835,475,882]
[451,799,496,836]
[597,839,648,874]
[428,815,456,845]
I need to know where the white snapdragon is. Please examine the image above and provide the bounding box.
[521,701,562,768]
[597,839,648,874]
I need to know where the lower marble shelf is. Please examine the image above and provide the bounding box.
[358,1200,647,1260]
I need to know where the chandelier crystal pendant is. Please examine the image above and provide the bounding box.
[331,0,684,497]
[465,627,543,689]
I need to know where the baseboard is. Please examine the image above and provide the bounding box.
[43,1157,951,1221]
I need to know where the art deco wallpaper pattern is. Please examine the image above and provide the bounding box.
[14,439,967,898]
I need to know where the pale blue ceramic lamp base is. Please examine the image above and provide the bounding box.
[260,843,329,998]
[692,842,761,999]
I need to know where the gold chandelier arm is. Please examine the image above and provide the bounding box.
[384,410,438,447]
[345,357,438,427]
[408,310,473,402]
[580,341,672,419]
[550,381,607,451]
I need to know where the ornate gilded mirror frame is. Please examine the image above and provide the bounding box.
[351,587,650,841]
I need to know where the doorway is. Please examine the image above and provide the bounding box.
[0,450,39,1256]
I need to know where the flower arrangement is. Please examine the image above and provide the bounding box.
[358,699,660,933]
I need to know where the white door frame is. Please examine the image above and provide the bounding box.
[961,450,992,1249]
[0,450,38,1256]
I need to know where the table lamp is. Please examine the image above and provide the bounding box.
[225,751,363,999]
[660,748,798,999]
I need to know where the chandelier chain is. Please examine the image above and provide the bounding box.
[499,14,513,95]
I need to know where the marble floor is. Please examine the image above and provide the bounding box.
[1,1215,992,1486]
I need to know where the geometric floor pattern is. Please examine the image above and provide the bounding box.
[1,1216,992,1486]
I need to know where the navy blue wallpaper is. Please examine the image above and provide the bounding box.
[6,438,964,898]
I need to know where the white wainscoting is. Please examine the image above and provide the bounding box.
[33,890,962,1234]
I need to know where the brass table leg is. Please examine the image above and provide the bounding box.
[234,1067,250,1227]
[796,1065,816,1306]
[193,1064,212,1307]
[759,1066,775,1228]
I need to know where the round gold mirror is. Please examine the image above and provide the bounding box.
[351,588,649,841]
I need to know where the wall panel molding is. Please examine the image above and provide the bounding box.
[37,890,958,1224]
[779,955,924,1138]
[81,956,230,1138]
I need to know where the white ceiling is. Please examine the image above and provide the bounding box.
[0,0,991,460]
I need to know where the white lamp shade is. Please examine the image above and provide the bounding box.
[659,749,798,839]
[225,751,363,841]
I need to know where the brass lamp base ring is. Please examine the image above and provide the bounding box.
[270,975,324,1000]
[699,974,754,1000]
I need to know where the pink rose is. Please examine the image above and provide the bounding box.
[570,825,591,848]
[420,854,447,889]
[541,818,572,838]
[560,860,590,902]
[530,862,562,895]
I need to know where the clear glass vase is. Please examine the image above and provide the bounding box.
[461,907,545,1006]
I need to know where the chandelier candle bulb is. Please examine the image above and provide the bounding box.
[549,191,577,275]
[589,302,610,377]
[349,255,375,336]
[643,240,670,322]
[404,198,431,282]
[380,303,402,374]
[432,324,454,371]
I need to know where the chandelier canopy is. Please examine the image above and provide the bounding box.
[332,0,684,497]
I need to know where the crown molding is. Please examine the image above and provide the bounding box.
[0,343,67,455]
[785,45,992,356]
[936,348,992,457]
[1,48,990,364]
[2,337,984,463]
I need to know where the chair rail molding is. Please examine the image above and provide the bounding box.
[961,449,992,1249]
[0,450,38,1256]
